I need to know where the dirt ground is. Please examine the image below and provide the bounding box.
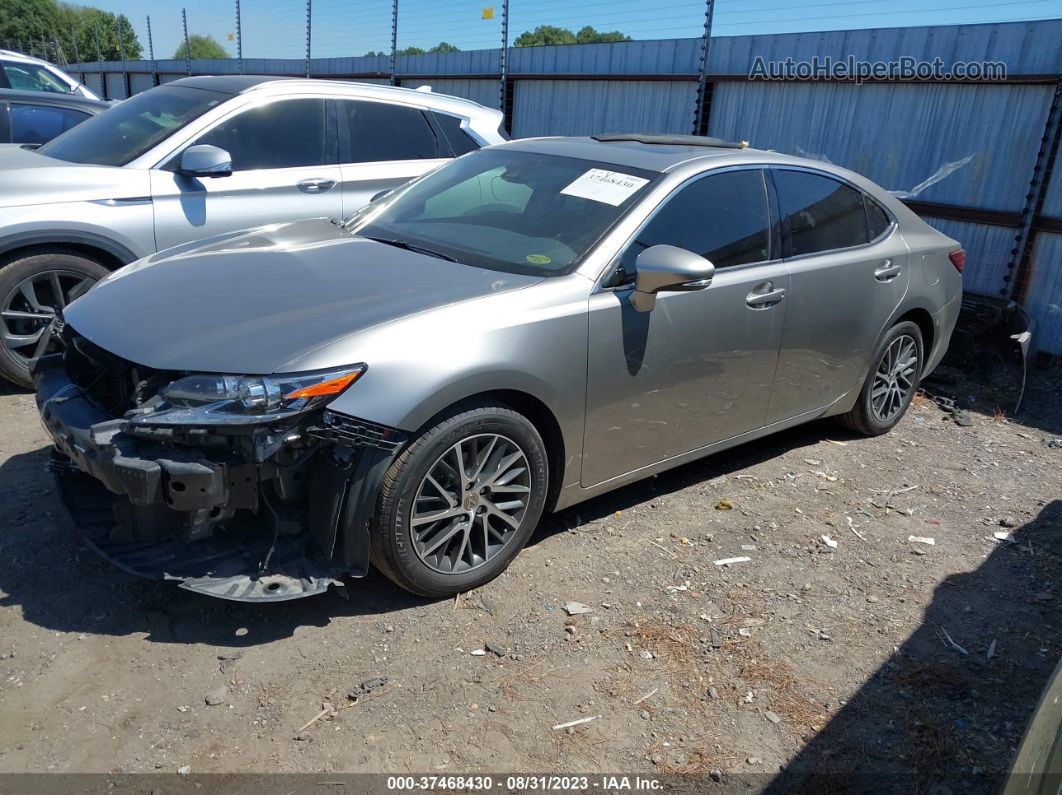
[0,364,1059,792]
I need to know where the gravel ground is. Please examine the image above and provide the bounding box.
[0,368,1059,792]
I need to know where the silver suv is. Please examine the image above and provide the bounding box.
[0,75,506,386]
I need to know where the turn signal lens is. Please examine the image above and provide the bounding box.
[285,370,363,400]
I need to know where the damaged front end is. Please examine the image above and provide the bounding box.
[33,327,403,602]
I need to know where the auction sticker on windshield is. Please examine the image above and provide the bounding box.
[560,168,650,206]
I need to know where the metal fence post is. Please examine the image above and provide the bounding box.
[51,33,65,67]
[389,0,398,86]
[305,0,312,78]
[182,8,192,76]
[147,15,158,86]
[93,26,106,100]
[115,17,129,98]
[692,0,716,135]
[499,0,510,126]
[235,0,243,75]
[1006,79,1062,302]
[71,26,82,69]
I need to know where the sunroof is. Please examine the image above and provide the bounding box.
[591,133,747,149]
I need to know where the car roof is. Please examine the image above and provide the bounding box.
[167,75,494,116]
[0,88,108,112]
[499,134,877,178]
[497,135,766,172]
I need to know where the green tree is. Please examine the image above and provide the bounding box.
[0,0,141,62]
[173,33,229,60]
[514,24,630,47]
[394,42,460,56]
[575,25,629,44]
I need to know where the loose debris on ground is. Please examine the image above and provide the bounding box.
[0,368,1059,791]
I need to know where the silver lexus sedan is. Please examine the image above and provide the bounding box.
[33,134,963,602]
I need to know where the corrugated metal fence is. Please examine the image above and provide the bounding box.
[69,20,1062,352]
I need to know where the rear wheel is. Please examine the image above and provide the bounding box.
[370,401,548,597]
[0,250,108,388]
[837,320,923,436]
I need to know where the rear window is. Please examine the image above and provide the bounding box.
[2,61,71,94]
[775,169,869,256]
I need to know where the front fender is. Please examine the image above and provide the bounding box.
[0,204,154,264]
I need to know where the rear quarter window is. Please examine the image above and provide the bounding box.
[432,112,481,156]
[865,195,892,240]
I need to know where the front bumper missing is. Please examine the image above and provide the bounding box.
[34,355,402,602]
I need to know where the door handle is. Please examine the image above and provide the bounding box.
[874,259,902,282]
[746,284,786,308]
[297,178,337,194]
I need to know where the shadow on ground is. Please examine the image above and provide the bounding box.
[0,418,850,648]
[763,499,1062,794]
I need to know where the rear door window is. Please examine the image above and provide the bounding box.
[620,168,772,274]
[774,169,869,256]
[9,103,90,144]
[339,100,440,163]
[194,98,333,171]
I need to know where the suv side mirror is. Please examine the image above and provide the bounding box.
[178,145,232,178]
[630,245,715,312]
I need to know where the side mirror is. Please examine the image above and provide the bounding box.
[178,145,232,178]
[630,245,715,312]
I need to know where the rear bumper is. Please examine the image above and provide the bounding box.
[34,354,402,602]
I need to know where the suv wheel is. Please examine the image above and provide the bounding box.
[370,400,548,597]
[0,250,108,388]
[837,320,924,436]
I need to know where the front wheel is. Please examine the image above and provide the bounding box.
[837,320,924,436]
[370,401,549,597]
[0,250,108,388]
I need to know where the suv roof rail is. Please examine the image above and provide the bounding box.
[591,133,748,149]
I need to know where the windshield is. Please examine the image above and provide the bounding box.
[38,85,228,166]
[349,149,659,276]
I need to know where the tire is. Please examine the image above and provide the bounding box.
[0,249,109,388]
[370,400,549,597]
[837,320,924,436]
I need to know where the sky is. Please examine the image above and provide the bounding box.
[82,0,1062,62]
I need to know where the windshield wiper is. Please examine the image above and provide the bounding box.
[362,235,459,262]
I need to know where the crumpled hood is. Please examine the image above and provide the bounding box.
[64,218,543,374]
[0,146,149,209]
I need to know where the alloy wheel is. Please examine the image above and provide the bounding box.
[410,433,532,574]
[1,270,95,368]
[871,333,918,422]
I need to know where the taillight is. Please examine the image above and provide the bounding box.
[948,249,965,273]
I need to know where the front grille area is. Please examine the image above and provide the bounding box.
[62,326,176,418]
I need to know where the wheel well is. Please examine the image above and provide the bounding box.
[896,308,934,371]
[0,242,125,271]
[468,389,566,513]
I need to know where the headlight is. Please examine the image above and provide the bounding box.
[149,365,366,424]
